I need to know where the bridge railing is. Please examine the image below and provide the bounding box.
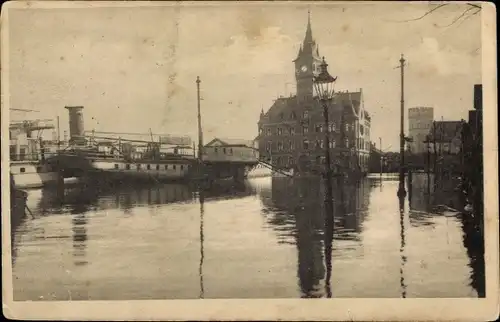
[254,160,294,178]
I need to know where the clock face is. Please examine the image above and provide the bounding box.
[301,65,308,72]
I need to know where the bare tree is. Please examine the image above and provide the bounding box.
[392,2,481,27]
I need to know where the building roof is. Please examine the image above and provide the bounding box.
[260,91,363,122]
[205,137,254,148]
[427,121,464,142]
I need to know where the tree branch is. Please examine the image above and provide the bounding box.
[455,8,481,28]
[402,4,449,22]
[386,2,481,24]
[438,6,476,28]
[385,3,449,23]
[466,3,481,9]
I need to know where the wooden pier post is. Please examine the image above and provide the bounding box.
[56,171,65,203]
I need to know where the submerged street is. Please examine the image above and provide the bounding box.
[12,174,484,300]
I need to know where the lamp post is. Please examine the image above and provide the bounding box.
[397,54,407,198]
[313,57,338,233]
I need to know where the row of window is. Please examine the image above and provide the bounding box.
[17,165,53,173]
[260,122,352,136]
[116,164,189,171]
[213,147,233,154]
[356,138,371,151]
[266,138,350,151]
[409,123,431,130]
[266,153,368,168]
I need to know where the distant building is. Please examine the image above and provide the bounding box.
[426,120,464,154]
[408,107,434,154]
[256,13,371,173]
[203,138,258,163]
[469,84,483,139]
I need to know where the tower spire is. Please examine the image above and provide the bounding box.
[304,9,313,45]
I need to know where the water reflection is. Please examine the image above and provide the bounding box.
[408,173,485,298]
[32,181,256,215]
[198,190,205,299]
[259,176,372,298]
[11,174,484,299]
[399,195,407,298]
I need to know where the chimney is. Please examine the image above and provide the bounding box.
[65,106,85,145]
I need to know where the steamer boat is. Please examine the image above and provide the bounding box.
[8,115,61,189]
[43,106,197,184]
[56,138,196,184]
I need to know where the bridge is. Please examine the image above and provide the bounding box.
[196,138,261,182]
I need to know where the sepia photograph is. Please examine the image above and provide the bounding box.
[1,1,498,320]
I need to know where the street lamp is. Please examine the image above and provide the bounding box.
[313,56,337,233]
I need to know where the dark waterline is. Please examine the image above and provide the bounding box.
[11,174,484,300]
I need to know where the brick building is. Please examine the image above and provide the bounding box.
[256,13,371,174]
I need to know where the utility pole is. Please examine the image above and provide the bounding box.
[196,76,203,162]
[397,54,407,198]
[379,137,382,176]
[57,116,61,149]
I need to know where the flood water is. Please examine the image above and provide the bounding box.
[11,174,485,300]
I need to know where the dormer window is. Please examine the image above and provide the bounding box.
[266,128,271,136]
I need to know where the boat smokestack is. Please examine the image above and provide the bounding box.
[65,106,85,145]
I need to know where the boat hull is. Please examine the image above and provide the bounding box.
[80,159,193,184]
[10,162,60,189]
[12,172,60,189]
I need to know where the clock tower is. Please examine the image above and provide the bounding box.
[293,11,322,103]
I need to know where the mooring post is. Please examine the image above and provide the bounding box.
[56,170,65,203]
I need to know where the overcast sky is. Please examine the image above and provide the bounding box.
[6,1,481,151]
